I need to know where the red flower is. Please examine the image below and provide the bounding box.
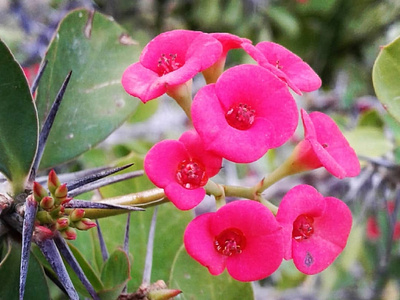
[291,109,360,179]
[144,130,222,210]
[184,200,283,281]
[121,30,222,103]
[191,64,298,163]
[202,33,252,84]
[276,185,352,274]
[366,201,400,241]
[242,42,321,94]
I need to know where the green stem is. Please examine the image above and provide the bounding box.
[251,152,305,196]
[166,80,193,121]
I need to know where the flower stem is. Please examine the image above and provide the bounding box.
[166,80,193,121]
[252,152,301,196]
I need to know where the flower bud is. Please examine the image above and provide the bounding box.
[147,289,182,300]
[74,218,97,231]
[47,169,61,195]
[40,196,55,210]
[69,209,85,222]
[33,182,48,202]
[60,227,77,240]
[54,183,68,201]
[36,211,53,224]
[56,217,70,231]
[33,225,54,241]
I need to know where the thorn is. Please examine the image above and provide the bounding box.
[122,213,131,293]
[30,59,48,95]
[64,199,145,211]
[96,220,109,262]
[142,207,158,286]
[19,196,38,300]
[67,163,134,191]
[68,170,144,198]
[54,234,100,300]
[28,71,72,184]
[35,238,79,300]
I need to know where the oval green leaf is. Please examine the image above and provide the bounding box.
[169,245,254,300]
[36,9,141,169]
[0,39,38,194]
[373,35,400,123]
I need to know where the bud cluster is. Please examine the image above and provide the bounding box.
[33,170,96,240]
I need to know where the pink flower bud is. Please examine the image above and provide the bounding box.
[33,225,54,241]
[54,183,68,199]
[40,196,55,210]
[33,182,48,202]
[69,208,85,222]
[74,218,97,231]
[47,169,61,194]
[60,227,77,240]
[56,217,70,231]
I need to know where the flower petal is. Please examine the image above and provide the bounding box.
[144,140,188,188]
[165,182,206,210]
[291,196,352,274]
[255,41,322,92]
[121,62,167,102]
[184,212,227,275]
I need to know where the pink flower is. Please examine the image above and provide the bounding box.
[144,130,222,210]
[184,200,283,281]
[292,109,360,179]
[242,42,321,94]
[202,33,252,83]
[191,64,298,163]
[121,29,222,103]
[276,185,352,275]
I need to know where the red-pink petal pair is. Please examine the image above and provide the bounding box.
[184,184,352,280]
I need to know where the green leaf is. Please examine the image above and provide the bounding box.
[344,127,393,159]
[36,9,141,169]
[0,237,50,300]
[99,248,131,300]
[169,245,254,300]
[66,242,104,296]
[0,39,38,194]
[373,35,400,123]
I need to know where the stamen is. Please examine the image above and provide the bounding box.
[214,228,246,256]
[176,159,208,189]
[292,214,315,241]
[157,53,181,75]
[225,103,256,130]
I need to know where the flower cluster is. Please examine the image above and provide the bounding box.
[33,170,96,240]
[122,30,360,281]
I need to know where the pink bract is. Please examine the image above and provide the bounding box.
[242,42,321,94]
[276,184,352,275]
[192,64,298,163]
[144,130,222,210]
[294,109,360,179]
[184,200,284,281]
[121,29,222,103]
[202,33,252,83]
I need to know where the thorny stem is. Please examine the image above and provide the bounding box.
[96,220,109,262]
[30,59,48,95]
[28,71,72,186]
[142,207,158,286]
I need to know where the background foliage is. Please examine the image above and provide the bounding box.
[2,0,400,299]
